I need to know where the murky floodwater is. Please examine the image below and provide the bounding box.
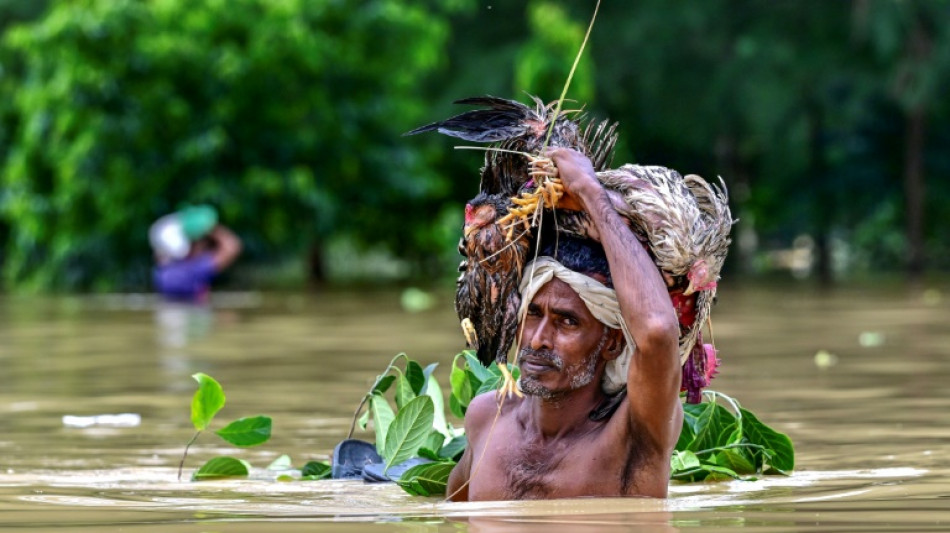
[1,282,948,531]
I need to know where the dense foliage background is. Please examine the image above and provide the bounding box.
[0,0,947,292]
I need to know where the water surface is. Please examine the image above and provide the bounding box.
[0,284,947,531]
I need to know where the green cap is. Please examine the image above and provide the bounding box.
[178,205,218,240]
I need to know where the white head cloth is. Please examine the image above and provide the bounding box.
[518,256,635,395]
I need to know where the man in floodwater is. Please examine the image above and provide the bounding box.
[149,205,242,303]
[447,148,683,500]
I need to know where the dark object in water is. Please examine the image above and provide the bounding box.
[331,439,382,479]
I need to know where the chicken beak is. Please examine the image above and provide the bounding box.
[683,280,697,296]
[463,224,476,239]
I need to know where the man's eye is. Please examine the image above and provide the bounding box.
[561,317,578,327]
[526,307,541,317]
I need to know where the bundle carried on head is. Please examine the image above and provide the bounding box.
[408,95,734,402]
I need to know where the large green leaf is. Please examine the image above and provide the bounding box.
[688,402,737,452]
[370,393,395,455]
[214,415,272,447]
[192,457,250,480]
[191,373,225,431]
[713,448,757,475]
[383,395,435,471]
[395,462,456,497]
[740,408,795,472]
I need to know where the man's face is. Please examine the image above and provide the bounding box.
[518,278,610,398]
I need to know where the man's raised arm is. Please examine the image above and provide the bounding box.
[544,148,682,448]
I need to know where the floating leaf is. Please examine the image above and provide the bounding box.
[370,393,395,455]
[215,416,272,447]
[266,454,293,470]
[405,360,426,395]
[740,408,795,472]
[301,461,332,480]
[372,375,396,395]
[396,462,455,496]
[192,456,250,480]
[439,435,468,460]
[383,396,434,471]
[191,373,225,431]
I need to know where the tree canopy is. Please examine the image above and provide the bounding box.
[0,1,947,291]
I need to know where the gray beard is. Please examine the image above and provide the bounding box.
[519,328,609,399]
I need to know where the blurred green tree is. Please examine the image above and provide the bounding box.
[0,0,470,290]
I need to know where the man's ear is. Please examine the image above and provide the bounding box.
[600,328,625,361]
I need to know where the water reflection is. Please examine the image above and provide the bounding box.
[0,284,947,531]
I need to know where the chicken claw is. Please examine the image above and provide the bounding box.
[495,363,523,400]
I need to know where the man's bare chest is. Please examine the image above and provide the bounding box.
[467,425,637,500]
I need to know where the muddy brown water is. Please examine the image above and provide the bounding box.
[1,284,948,532]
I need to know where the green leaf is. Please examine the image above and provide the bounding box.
[450,355,474,409]
[675,416,696,451]
[395,462,455,496]
[370,393,395,455]
[215,416,272,447]
[301,461,332,480]
[423,430,445,454]
[395,373,415,409]
[190,373,225,431]
[670,450,701,472]
[405,360,426,395]
[463,351,493,382]
[358,408,370,430]
[688,402,737,452]
[449,392,466,418]
[192,457,250,480]
[713,448,757,475]
[418,447,441,461]
[383,396,435,471]
[425,376,450,438]
[372,375,396,395]
[740,408,795,472]
[438,435,468,460]
[267,454,293,470]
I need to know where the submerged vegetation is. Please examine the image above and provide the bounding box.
[182,356,794,496]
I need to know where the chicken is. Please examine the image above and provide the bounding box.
[408,96,617,396]
[455,191,530,372]
[595,165,733,361]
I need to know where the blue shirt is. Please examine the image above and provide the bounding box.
[153,254,217,302]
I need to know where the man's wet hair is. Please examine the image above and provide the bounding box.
[541,235,613,288]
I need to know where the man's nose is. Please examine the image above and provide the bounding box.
[527,317,553,351]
